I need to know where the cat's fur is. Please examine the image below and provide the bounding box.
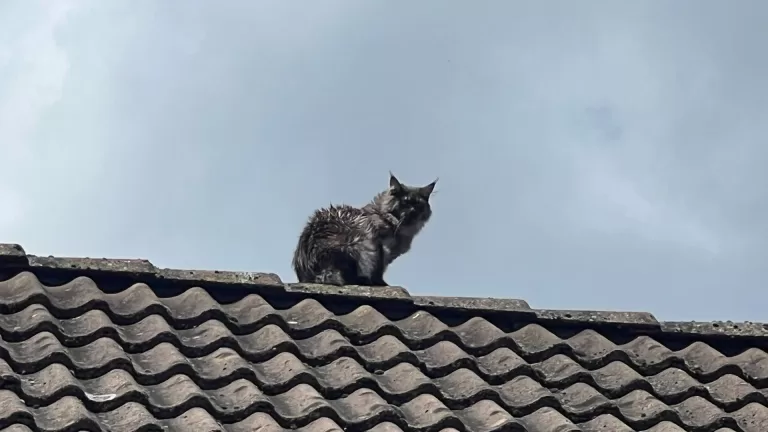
[292,173,437,286]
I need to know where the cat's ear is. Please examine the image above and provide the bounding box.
[419,178,438,198]
[389,171,403,191]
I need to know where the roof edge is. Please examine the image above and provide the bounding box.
[534,309,659,327]
[0,243,415,302]
[661,321,768,338]
[3,243,767,339]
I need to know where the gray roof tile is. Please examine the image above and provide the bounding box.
[1,243,767,431]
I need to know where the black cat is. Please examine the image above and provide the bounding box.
[292,173,437,286]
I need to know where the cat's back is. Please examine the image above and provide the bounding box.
[299,204,367,239]
[310,204,363,222]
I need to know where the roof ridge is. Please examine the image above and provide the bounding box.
[2,243,766,339]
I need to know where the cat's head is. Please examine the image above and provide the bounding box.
[379,172,437,228]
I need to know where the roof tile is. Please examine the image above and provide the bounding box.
[733,403,768,432]
[1,245,768,431]
[518,407,579,432]
[580,414,635,431]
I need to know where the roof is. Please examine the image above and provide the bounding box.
[0,243,767,432]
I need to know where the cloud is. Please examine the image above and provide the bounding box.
[570,147,721,255]
[0,1,766,321]
[0,1,76,232]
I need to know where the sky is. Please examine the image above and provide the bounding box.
[1,1,767,322]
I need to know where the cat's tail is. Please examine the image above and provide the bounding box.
[313,249,360,286]
[315,269,347,286]
[294,244,358,286]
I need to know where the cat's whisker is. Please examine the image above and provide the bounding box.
[393,218,404,236]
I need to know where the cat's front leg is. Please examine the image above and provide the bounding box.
[369,242,389,286]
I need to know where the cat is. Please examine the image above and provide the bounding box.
[292,173,437,286]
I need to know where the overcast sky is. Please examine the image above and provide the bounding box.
[2,1,767,321]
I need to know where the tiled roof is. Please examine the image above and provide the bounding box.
[0,244,767,432]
